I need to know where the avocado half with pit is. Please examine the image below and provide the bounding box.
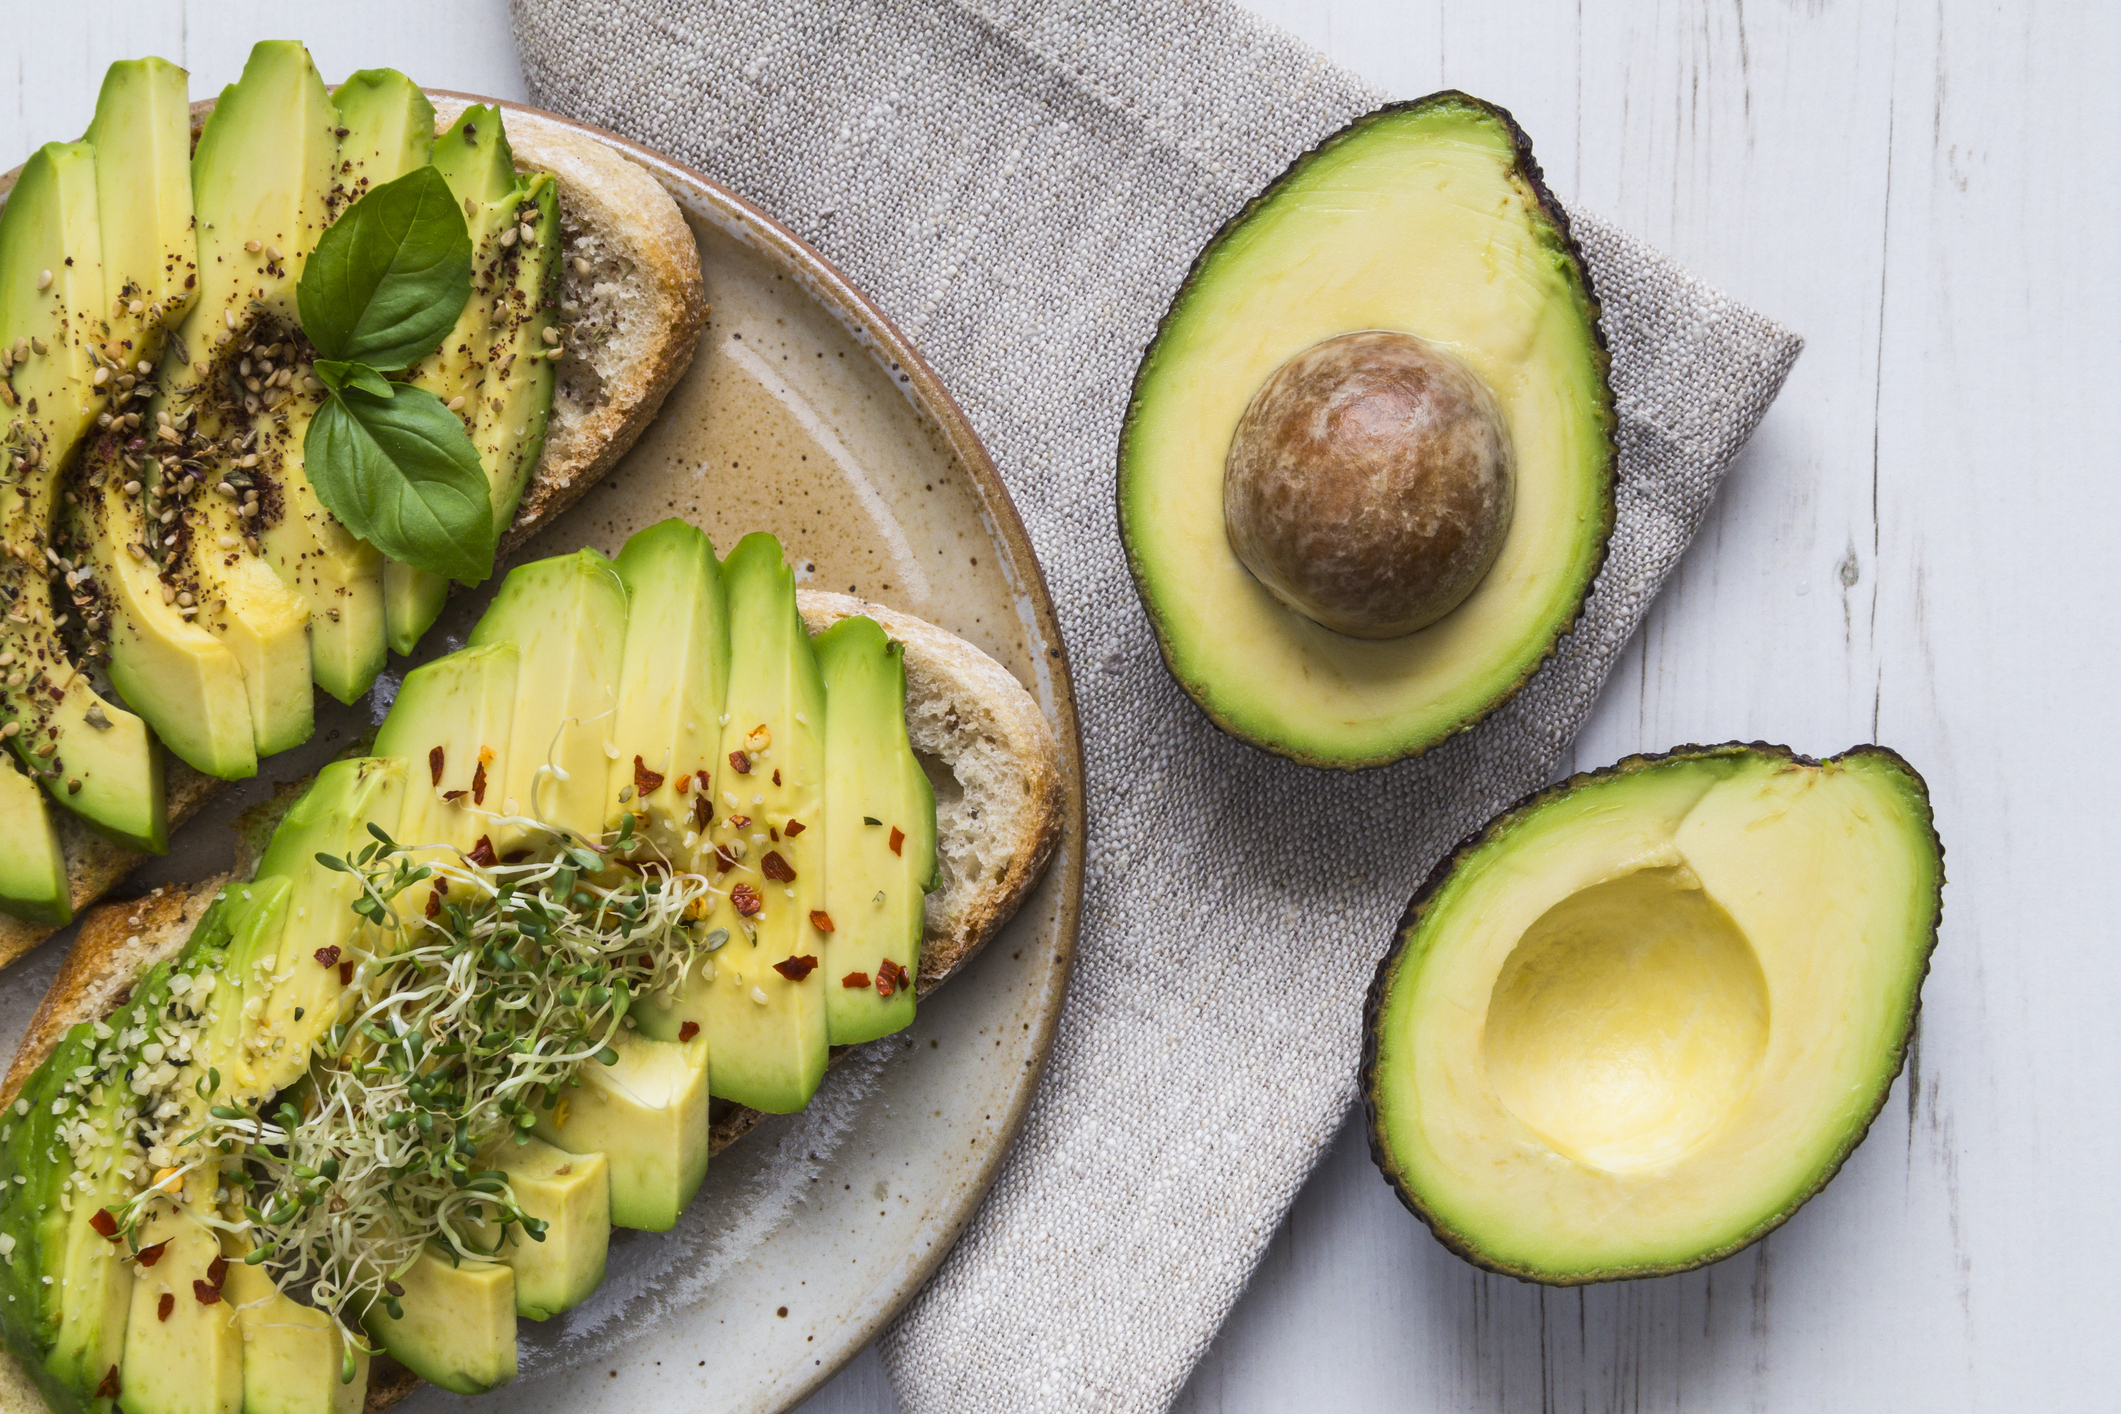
[1364,743,1944,1283]
[1119,92,1615,767]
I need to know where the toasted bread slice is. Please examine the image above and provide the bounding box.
[0,96,709,969]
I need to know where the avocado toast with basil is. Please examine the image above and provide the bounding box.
[0,42,708,964]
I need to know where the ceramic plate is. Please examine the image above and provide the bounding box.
[0,96,1083,1414]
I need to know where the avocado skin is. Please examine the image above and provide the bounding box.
[1116,91,1618,770]
[1359,742,1946,1285]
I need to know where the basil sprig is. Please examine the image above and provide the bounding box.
[298,166,496,585]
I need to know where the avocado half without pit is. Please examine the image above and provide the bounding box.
[1364,743,1944,1283]
[1120,92,1615,767]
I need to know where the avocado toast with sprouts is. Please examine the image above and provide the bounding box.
[0,40,1065,1414]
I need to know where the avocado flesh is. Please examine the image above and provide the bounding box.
[634,535,828,1113]
[531,1029,708,1232]
[467,174,559,535]
[118,1190,244,1414]
[814,615,935,1044]
[467,1138,610,1320]
[1119,94,1615,767]
[81,57,197,369]
[1364,744,1943,1283]
[183,876,296,1112]
[0,750,69,923]
[38,1058,137,1411]
[222,1259,367,1414]
[244,67,434,704]
[361,1246,515,1396]
[151,40,330,754]
[605,519,728,855]
[385,105,524,654]
[247,756,408,1093]
[0,138,166,854]
[466,549,627,852]
[372,645,520,918]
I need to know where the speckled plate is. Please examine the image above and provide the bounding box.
[0,97,1083,1414]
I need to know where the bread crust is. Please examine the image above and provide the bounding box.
[0,98,707,970]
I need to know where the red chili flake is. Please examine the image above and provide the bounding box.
[425,890,442,920]
[713,846,736,874]
[639,955,654,968]
[136,1241,168,1268]
[339,961,355,985]
[443,789,467,803]
[89,1208,118,1239]
[502,850,532,864]
[674,772,692,794]
[729,814,751,830]
[784,819,805,836]
[728,750,752,775]
[314,945,341,969]
[156,1292,174,1322]
[471,757,489,805]
[434,876,450,896]
[113,988,131,1008]
[889,827,905,856]
[842,972,871,989]
[95,1367,121,1398]
[769,826,779,842]
[466,836,498,868]
[427,746,444,786]
[634,755,665,796]
[760,850,796,882]
[772,769,781,786]
[773,954,819,982]
[875,958,910,999]
[192,1279,222,1305]
[678,1021,699,1042]
[693,794,712,831]
[731,883,763,916]
[207,1256,228,1287]
[809,910,835,933]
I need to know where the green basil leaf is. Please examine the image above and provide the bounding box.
[305,386,496,585]
[298,166,473,370]
[312,360,397,399]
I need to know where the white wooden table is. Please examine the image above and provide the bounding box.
[3,2,2108,1409]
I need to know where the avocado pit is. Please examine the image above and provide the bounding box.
[1223,329,1514,639]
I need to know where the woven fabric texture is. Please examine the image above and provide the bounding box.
[510,2,1803,1409]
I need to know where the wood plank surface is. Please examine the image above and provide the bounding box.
[0,2,2108,1411]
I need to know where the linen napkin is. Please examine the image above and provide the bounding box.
[508,2,1804,1408]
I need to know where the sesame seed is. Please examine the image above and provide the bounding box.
[244,239,262,253]
[128,300,144,316]
[35,270,51,290]
[266,245,282,262]
[447,395,466,411]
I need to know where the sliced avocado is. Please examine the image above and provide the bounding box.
[81,56,197,368]
[0,138,166,854]
[814,615,935,1044]
[0,750,69,924]
[37,1048,138,1410]
[118,1190,243,1414]
[222,1258,367,1414]
[151,40,330,755]
[250,756,408,1091]
[1364,743,1943,1283]
[467,550,626,850]
[1119,93,1616,768]
[467,174,559,536]
[68,437,255,780]
[386,106,522,653]
[184,877,296,1109]
[531,1029,708,1232]
[246,69,435,704]
[373,642,519,872]
[361,1246,515,1396]
[468,1138,609,1321]
[605,519,728,855]
[634,535,827,1113]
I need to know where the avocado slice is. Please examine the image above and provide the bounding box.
[81,57,197,368]
[373,642,519,878]
[634,535,828,1113]
[467,174,560,532]
[243,68,435,704]
[248,755,409,1090]
[531,1029,708,1232]
[1364,743,1943,1283]
[0,137,166,854]
[814,615,936,1044]
[183,876,296,1111]
[149,40,332,759]
[361,1246,515,1396]
[385,104,535,655]
[0,749,69,924]
[605,519,729,855]
[466,549,627,850]
[222,1256,367,1414]
[118,1189,244,1414]
[467,1138,609,1321]
[1119,93,1616,768]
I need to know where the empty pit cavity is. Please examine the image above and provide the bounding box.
[1482,865,1769,1174]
